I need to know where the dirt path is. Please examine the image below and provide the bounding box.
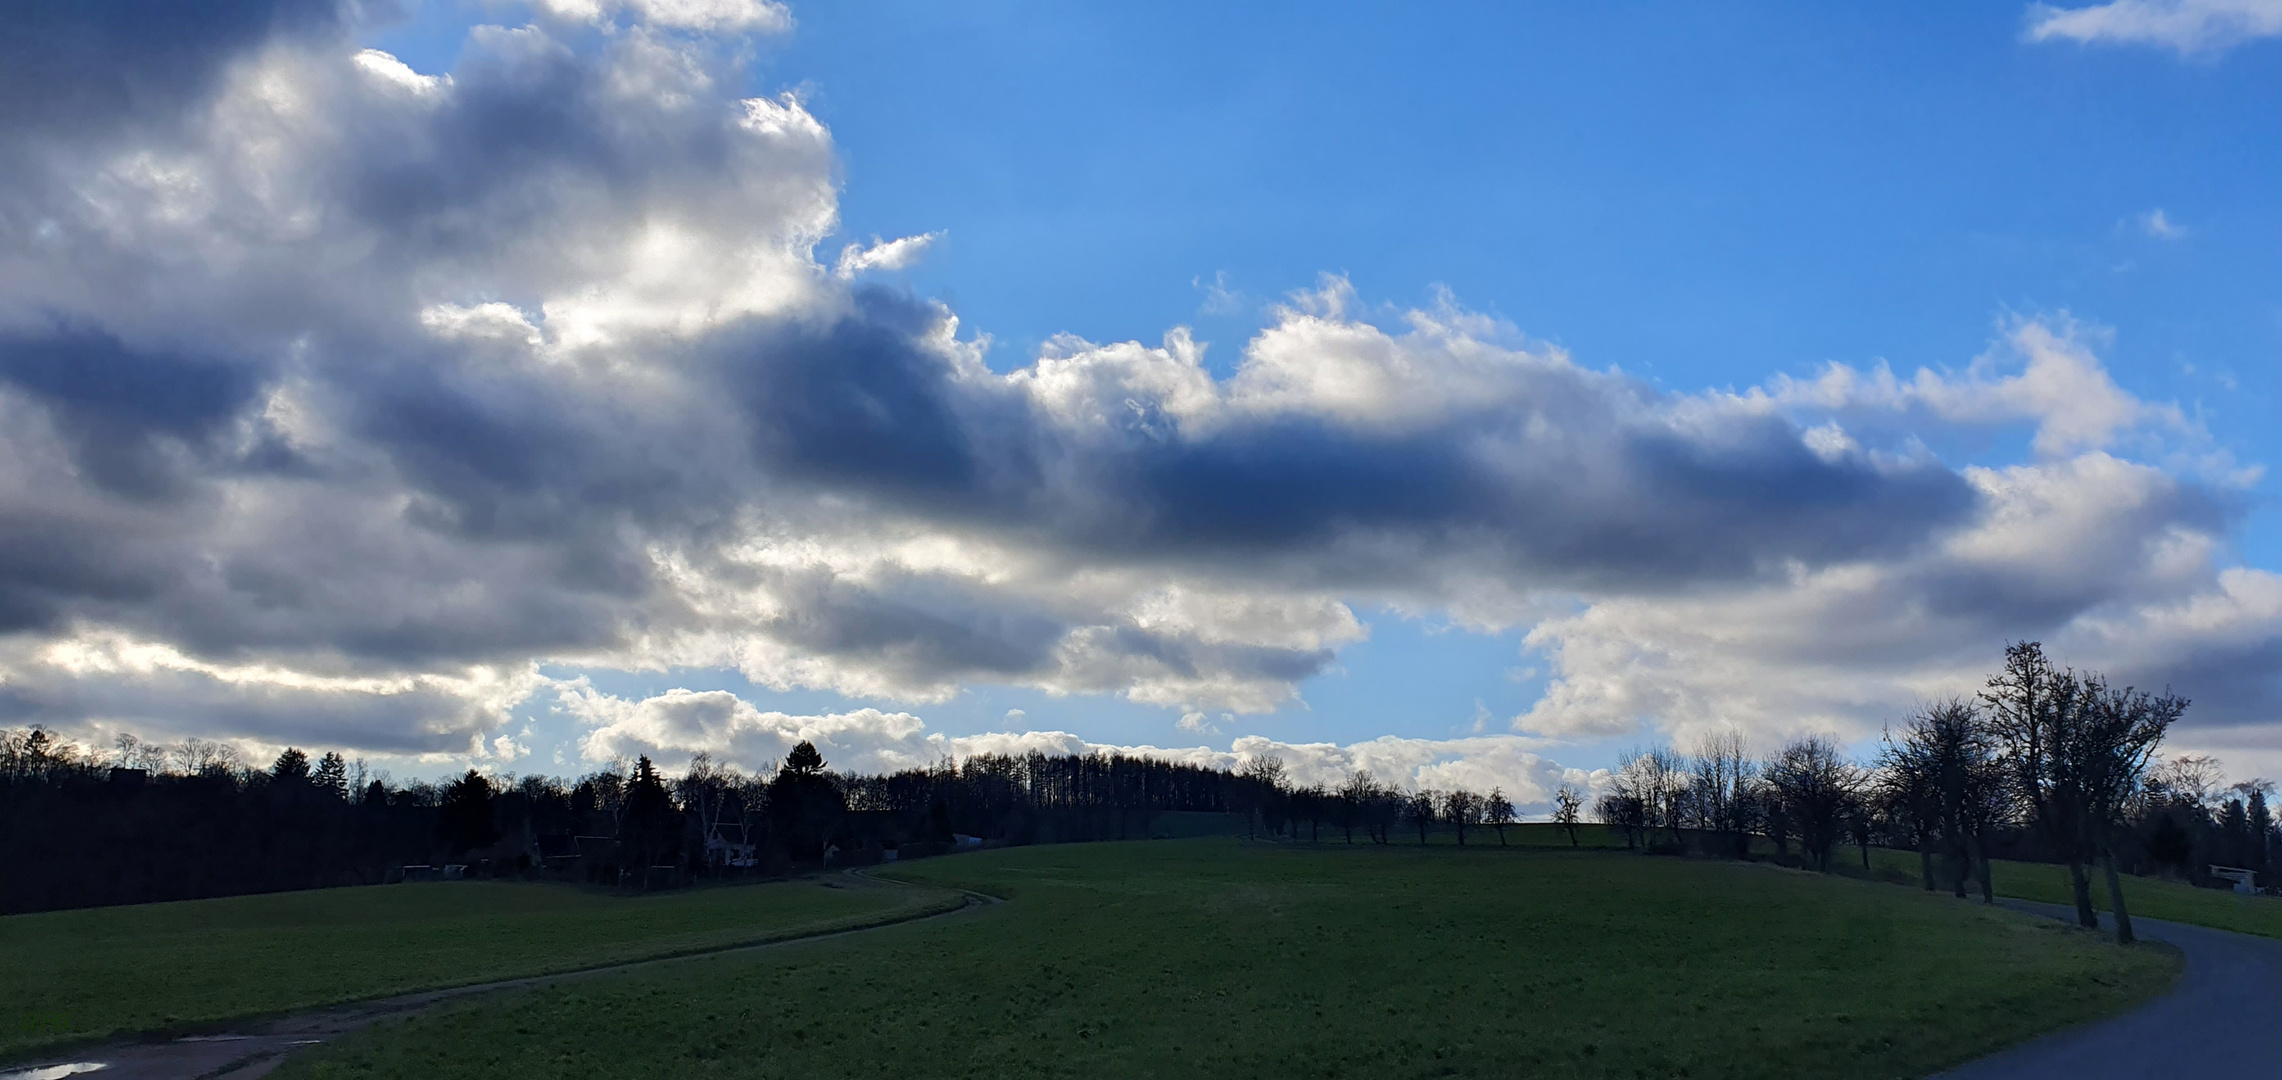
[1936,900,2282,1079]
[0,871,999,1080]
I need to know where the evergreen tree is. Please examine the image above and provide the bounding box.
[313,752,349,800]
[437,770,499,857]
[271,747,311,784]
[2252,788,2274,874]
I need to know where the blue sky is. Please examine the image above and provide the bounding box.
[6,0,2282,801]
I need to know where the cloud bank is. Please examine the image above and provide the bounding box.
[1,1,2277,784]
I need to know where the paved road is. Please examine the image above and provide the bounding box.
[0,872,999,1080]
[1937,900,2282,1079]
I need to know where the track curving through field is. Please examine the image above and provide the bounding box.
[0,869,1001,1080]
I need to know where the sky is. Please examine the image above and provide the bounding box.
[3,0,2281,809]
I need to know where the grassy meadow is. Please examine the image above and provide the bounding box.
[277,838,2177,1080]
[1399,820,2282,941]
[1847,843,2282,941]
[0,872,961,1061]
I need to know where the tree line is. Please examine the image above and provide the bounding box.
[0,730,1237,913]
[1588,642,2274,944]
[5,641,2273,923]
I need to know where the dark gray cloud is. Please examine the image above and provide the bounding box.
[717,289,1980,594]
[0,0,355,136]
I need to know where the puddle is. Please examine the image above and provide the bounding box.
[0,1064,109,1080]
[172,1035,250,1043]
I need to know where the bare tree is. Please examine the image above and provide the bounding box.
[2145,754,2224,809]
[1690,731,1756,859]
[1594,780,1645,849]
[1405,789,1439,845]
[1337,770,1377,844]
[1765,736,1862,872]
[1613,748,1688,848]
[1234,755,1288,839]
[2072,676,2187,944]
[1482,788,1516,845]
[1984,642,2100,928]
[1553,786,1583,846]
[1877,724,1943,889]
[1884,698,2003,899]
[1442,789,1483,846]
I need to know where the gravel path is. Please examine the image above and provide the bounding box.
[0,871,997,1080]
[1936,900,2282,1079]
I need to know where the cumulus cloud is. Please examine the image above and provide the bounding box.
[2025,0,2282,53]
[834,232,943,279]
[561,683,1600,812]
[1514,449,2272,753]
[0,0,2276,787]
[1755,319,2192,459]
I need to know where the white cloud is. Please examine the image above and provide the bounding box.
[2141,208,2189,239]
[2025,0,2282,53]
[562,683,1599,811]
[537,0,794,34]
[833,232,944,280]
[1756,317,2191,458]
[1515,450,2279,751]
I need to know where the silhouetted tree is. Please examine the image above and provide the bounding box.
[767,743,842,862]
[436,770,499,857]
[620,756,681,880]
[1765,736,1861,873]
[1553,786,1583,846]
[1405,789,1438,845]
[2073,676,2185,944]
[1985,641,2101,929]
[1442,789,1481,846]
[1690,731,1756,858]
[313,752,349,801]
[271,747,311,785]
[1483,788,1515,845]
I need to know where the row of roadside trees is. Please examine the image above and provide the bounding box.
[1587,642,2259,945]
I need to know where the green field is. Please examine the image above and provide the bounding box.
[1402,821,2282,941]
[277,838,2175,1080]
[1848,844,2282,941]
[0,873,962,1061]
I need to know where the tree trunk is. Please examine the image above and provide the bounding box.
[1952,848,1969,899]
[2102,848,2136,945]
[1918,842,1934,891]
[1970,832,1994,904]
[2066,859,2098,929]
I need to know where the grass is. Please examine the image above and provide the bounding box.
[0,872,963,1062]
[1849,844,2282,941]
[1433,821,2282,941]
[278,838,2177,1080]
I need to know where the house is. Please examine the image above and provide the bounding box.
[703,824,758,869]
[2211,865,2258,895]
